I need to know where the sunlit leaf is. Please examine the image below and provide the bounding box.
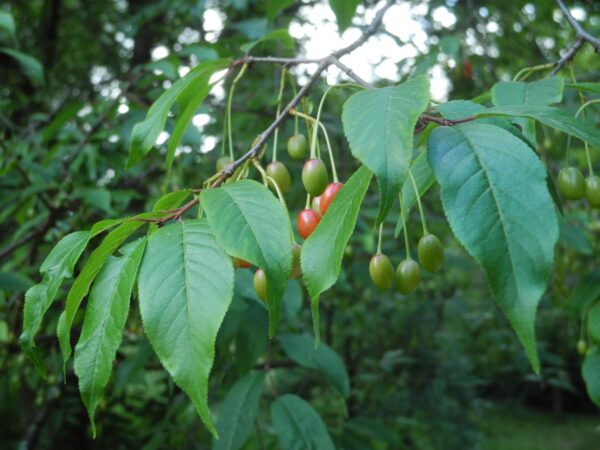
[138,219,234,436]
[201,180,293,336]
[342,76,430,223]
[74,238,146,436]
[428,122,558,372]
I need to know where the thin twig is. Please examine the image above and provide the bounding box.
[552,0,600,74]
[551,37,584,75]
[328,56,373,88]
[556,0,600,50]
[144,0,396,224]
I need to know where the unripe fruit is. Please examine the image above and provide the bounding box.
[320,182,344,215]
[287,134,309,160]
[577,339,587,356]
[232,256,252,269]
[395,259,420,295]
[558,167,585,200]
[369,253,393,290]
[302,159,329,196]
[253,269,267,302]
[418,234,444,273]
[585,175,600,207]
[266,161,291,193]
[216,156,233,172]
[311,196,322,215]
[290,243,302,279]
[297,209,321,239]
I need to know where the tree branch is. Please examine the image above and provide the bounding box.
[553,0,600,73]
[147,0,396,223]
[556,0,600,50]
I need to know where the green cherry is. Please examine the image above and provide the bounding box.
[558,167,585,200]
[216,156,233,172]
[266,161,292,193]
[287,134,309,160]
[585,175,600,207]
[418,234,444,273]
[253,269,267,303]
[302,158,329,196]
[577,339,587,356]
[369,253,393,290]
[395,259,420,295]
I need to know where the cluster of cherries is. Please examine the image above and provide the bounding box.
[221,132,344,302]
[220,132,445,299]
[369,233,444,295]
[558,166,600,206]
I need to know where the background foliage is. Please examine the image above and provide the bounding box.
[1,0,600,449]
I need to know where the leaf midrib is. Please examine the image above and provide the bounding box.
[457,127,522,300]
[280,400,313,448]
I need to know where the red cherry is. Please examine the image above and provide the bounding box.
[297,209,321,239]
[232,257,252,269]
[320,182,343,215]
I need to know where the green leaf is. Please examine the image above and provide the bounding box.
[342,76,430,223]
[571,270,600,313]
[240,28,294,54]
[271,394,335,450]
[282,279,302,321]
[166,67,223,181]
[301,166,372,341]
[491,77,564,145]
[0,272,32,292]
[57,220,146,367]
[329,0,360,31]
[267,0,294,21]
[20,231,90,375]
[279,333,350,397]
[491,78,564,106]
[588,303,600,344]
[201,180,293,336]
[479,105,600,149]
[437,100,536,149]
[74,238,146,436]
[235,303,268,375]
[127,59,230,168]
[394,152,435,237]
[566,82,600,95]
[582,347,600,407]
[428,123,558,373]
[0,11,16,42]
[0,48,44,86]
[138,219,234,437]
[213,372,265,450]
[149,189,193,234]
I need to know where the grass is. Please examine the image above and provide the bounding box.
[481,406,600,450]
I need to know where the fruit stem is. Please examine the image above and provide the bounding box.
[253,159,288,209]
[573,99,600,177]
[291,109,339,182]
[408,170,428,235]
[376,222,383,254]
[272,67,287,163]
[287,71,299,135]
[512,63,554,81]
[309,84,362,176]
[226,63,248,160]
[305,194,311,210]
[196,197,204,219]
[399,194,411,259]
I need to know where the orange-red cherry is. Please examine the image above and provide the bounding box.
[320,182,343,215]
[297,209,321,239]
[232,257,252,269]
